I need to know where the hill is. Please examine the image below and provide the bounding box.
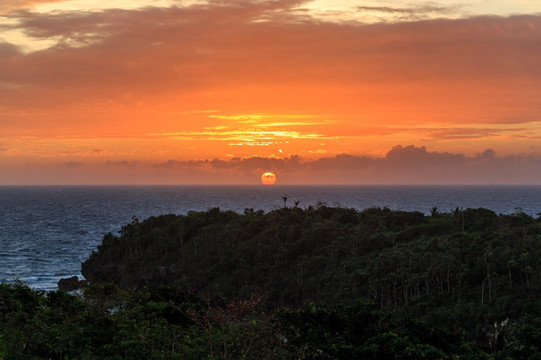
[2,205,540,359]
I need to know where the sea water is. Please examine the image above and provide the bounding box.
[1,185,540,290]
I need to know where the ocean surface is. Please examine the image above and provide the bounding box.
[1,185,540,291]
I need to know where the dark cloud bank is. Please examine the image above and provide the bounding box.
[101,145,541,185]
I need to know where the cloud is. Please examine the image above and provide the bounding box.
[135,145,541,184]
[2,145,541,184]
[0,0,67,14]
[61,160,84,167]
[310,153,375,171]
[152,159,192,169]
[356,5,452,14]
[355,3,463,21]
[151,155,304,172]
[384,145,466,167]
[422,127,529,140]
[478,148,496,159]
[105,160,143,167]
[1,1,541,161]
[2,5,541,109]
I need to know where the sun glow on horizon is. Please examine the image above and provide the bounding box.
[261,172,277,185]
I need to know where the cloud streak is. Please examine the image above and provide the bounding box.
[355,3,464,22]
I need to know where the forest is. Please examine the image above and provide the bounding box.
[1,205,541,359]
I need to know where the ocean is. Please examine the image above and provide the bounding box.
[1,185,540,290]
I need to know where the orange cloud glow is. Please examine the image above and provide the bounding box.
[1,1,541,184]
[0,0,66,14]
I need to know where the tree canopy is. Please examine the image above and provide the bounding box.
[2,205,541,358]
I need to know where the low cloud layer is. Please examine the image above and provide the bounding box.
[2,145,540,185]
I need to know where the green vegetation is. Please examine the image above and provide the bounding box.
[2,206,541,358]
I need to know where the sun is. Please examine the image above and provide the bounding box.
[261,172,277,185]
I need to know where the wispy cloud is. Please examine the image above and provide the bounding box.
[355,3,464,21]
[155,129,333,144]
[209,113,320,122]
[0,0,66,14]
[208,112,330,128]
[418,126,535,140]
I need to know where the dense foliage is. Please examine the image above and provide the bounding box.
[0,282,496,359]
[2,206,541,358]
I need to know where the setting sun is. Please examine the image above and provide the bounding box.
[261,172,277,185]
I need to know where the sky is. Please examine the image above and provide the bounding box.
[1,0,541,184]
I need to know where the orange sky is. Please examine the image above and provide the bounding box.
[1,0,541,184]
